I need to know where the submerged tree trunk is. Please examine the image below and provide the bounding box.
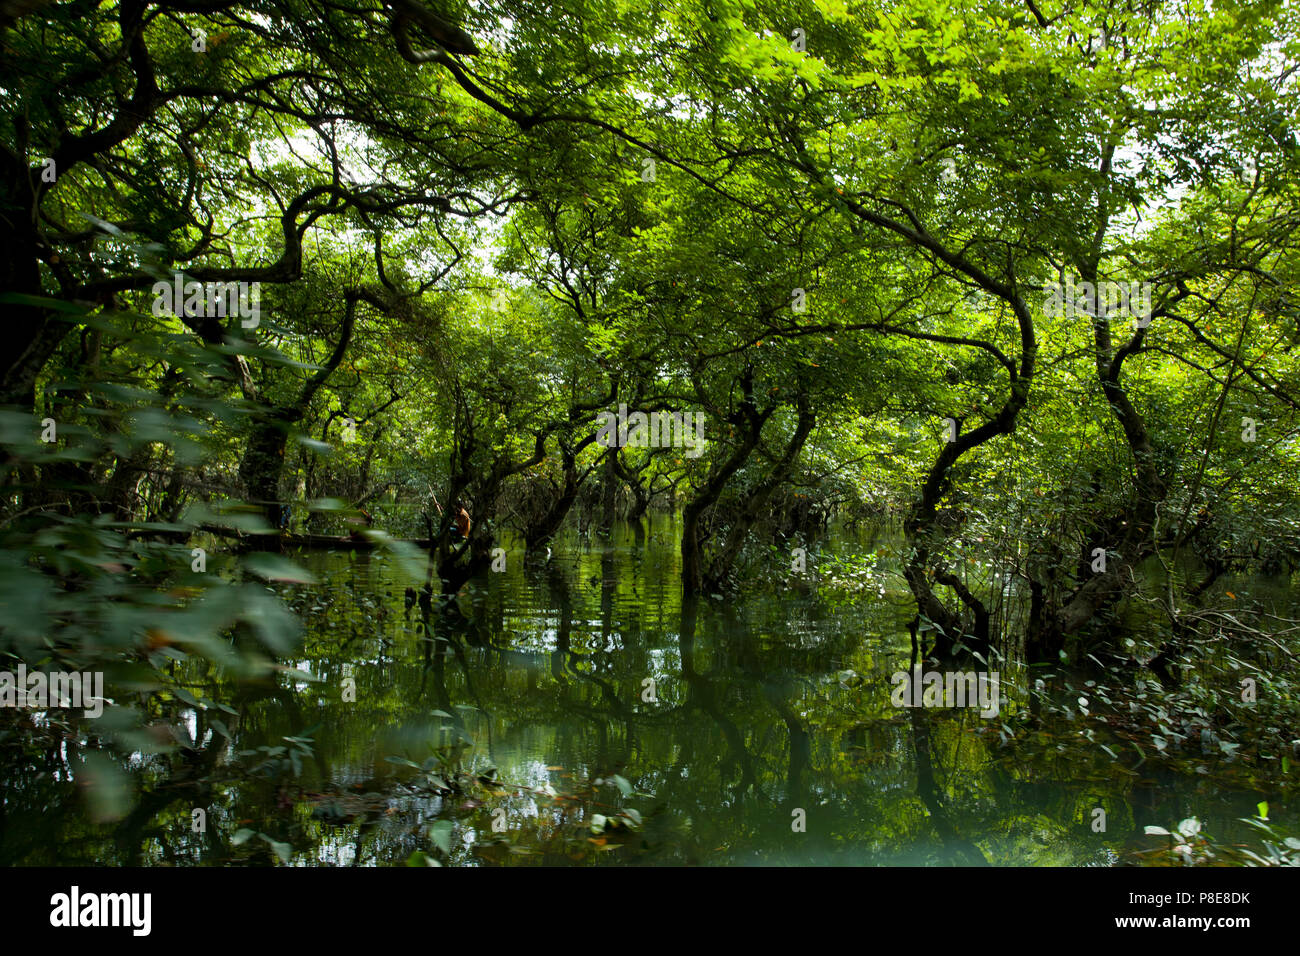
[523,436,595,553]
[600,443,618,536]
[681,366,769,596]
[700,392,815,594]
[1024,154,1173,661]
[897,293,1036,659]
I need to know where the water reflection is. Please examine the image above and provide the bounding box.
[0,520,1288,866]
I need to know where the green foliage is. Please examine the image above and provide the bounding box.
[2,0,1299,866]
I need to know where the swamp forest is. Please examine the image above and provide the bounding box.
[1,0,1299,870]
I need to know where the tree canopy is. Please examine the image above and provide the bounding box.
[1,0,1299,865]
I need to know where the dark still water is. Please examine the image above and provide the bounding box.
[2,519,1293,866]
